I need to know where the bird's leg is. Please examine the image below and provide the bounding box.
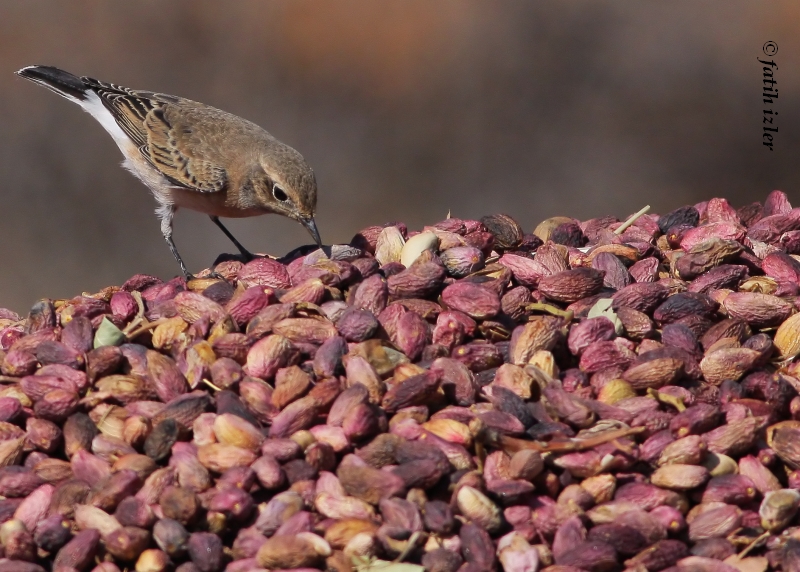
[159,204,193,280]
[166,236,193,280]
[210,216,254,261]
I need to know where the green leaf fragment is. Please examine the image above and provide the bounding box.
[94,317,125,348]
[587,297,623,335]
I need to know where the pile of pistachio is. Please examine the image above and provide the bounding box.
[1,191,800,572]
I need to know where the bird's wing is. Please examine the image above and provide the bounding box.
[82,77,228,193]
[142,105,228,193]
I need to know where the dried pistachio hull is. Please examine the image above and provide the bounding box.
[2,192,800,570]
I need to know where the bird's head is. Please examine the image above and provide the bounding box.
[235,142,322,246]
[246,143,321,247]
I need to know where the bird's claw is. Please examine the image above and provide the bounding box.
[183,270,228,282]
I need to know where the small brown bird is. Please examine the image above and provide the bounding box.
[16,65,321,278]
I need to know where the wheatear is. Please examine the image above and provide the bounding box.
[16,65,321,278]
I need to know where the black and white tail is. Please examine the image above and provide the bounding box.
[16,65,89,103]
[16,65,134,153]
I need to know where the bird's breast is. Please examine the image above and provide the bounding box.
[167,187,269,218]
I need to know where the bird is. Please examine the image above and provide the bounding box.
[15,65,321,279]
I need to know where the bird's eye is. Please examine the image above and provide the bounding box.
[272,185,289,202]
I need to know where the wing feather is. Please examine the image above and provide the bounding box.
[82,77,152,149]
[143,107,228,193]
[82,77,228,194]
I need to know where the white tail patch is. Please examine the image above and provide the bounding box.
[78,91,136,155]
[78,93,174,205]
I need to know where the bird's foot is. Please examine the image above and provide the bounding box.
[185,270,230,282]
[205,271,229,281]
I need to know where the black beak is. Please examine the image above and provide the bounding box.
[300,216,323,247]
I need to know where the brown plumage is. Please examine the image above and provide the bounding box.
[16,65,321,278]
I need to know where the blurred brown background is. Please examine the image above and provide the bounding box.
[0,1,798,313]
